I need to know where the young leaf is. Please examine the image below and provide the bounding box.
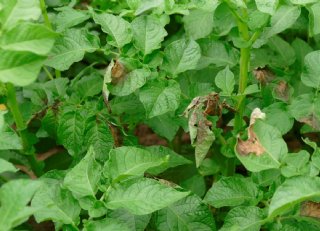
[139,79,181,118]
[214,66,235,95]
[131,15,167,55]
[0,50,45,86]
[64,147,102,198]
[32,178,81,226]
[92,12,132,48]
[45,28,100,71]
[204,176,259,208]
[155,194,216,231]
[106,177,189,215]
[105,146,168,182]
[255,0,278,15]
[220,206,265,231]
[0,0,41,30]
[0,158,18,174]
[0,22,57,55]
[301,50,320,89]
[0,179,41,231]
[54,6,90,32]
[269,176,320,218]
[162,39,201,76]
[109,69,150,96]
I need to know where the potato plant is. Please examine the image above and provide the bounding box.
[1,0,320,230]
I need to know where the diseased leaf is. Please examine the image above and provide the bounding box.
[0,179,41,231]
[132,15,167,55]
[0,22,57,55]
[301,50,320,89]
[109,69,150,96]
[106,178,189,215]
[0,158,18,173]
[162,39,201,76]
[93,12,132,48]
[155,194,216,231]
[269,176,320,218]
[0,0,41,30]
[105,146,168,182]
[139,79,181,118]
[204,176,260,208]
[220,206,265,231]
[45,28,100,71]
[0,49,45,86]
[64,147,102,198]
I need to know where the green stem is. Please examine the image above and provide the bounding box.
[6,83,43,176]
[43,66,54,80]
[39,0,61,78]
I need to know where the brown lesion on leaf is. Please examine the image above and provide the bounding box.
[273,80,291,102]
[236,108,266,156]
[301,201,320,219]
[111,60,127,84]
[253,67,274,85]
[299,113,320,131]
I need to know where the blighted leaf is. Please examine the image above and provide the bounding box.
[132,15,167,55]
[220,206,265,231]
[204,176,260,208]
[0,0,41,30]
[64,147,102,198]
[92,12,132,48]
[272,80,293,102]
[139,79,181,118]
[301,201,320,219]
[109,69,150,96]
[106,177,189,215]
[269,176,320,218]
[0,179,41,231]
[155,194,216,231]
[235,108,287,172]
[301,50,320,89]
[162,39,201,76]
[45,28,100,71]
[289,93,320,131]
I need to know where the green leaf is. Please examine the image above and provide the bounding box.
[155,194,216,231]
[132,15,167,55]
[57,107,87,156]
[45,28,100,71]
[204,176,259,208]
[0,0,41,30]
[83,218,131,231]
[267,36,296,67]
[220,206,265,231]
[0,22,57,55]
[133,0,164,15]
[0,49,45,86]
[308,3,320,36]
[289,93,320,130]
[183,9,215,40]
[105,146,168,182]
[292,38,313,69]
[281,150,311,178]
[162,39,201,76]
[72,72,103,101]
[235,120,288,172]
[54,7,90,32]
[0,131,22,150]
[290,0,318,4]
[139,79,181,118]
[214,66,235,95]
[84,116,114,162]
[0,179,41,231]
[92,12,132,48]
[106,178,189,215]
[109,69,150,96]
[301,51,320,89]
[32,178,80,226]
[197,39,239,69]
[64,147,102,198]
[255,0,278,15]
[107,209,151,231]
[212,3,236,36]
[0,158,17,173]
[269,176,320,218]
[145,146,192,175]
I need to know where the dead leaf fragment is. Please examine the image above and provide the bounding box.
[111,60,126,82]
[236,108,266,156]
[273,80,291,102]
[253,68,274,85]
[301,201,320,218]
[299,113,320,130]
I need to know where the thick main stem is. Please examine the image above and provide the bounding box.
[6,83,43,176]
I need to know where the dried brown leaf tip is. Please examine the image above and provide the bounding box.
[253,67,274,85]
[236,108,266,156]
[273,80,291,102]
[299,114,320,131]
[301,201,320,219]
[111,60,126,83]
